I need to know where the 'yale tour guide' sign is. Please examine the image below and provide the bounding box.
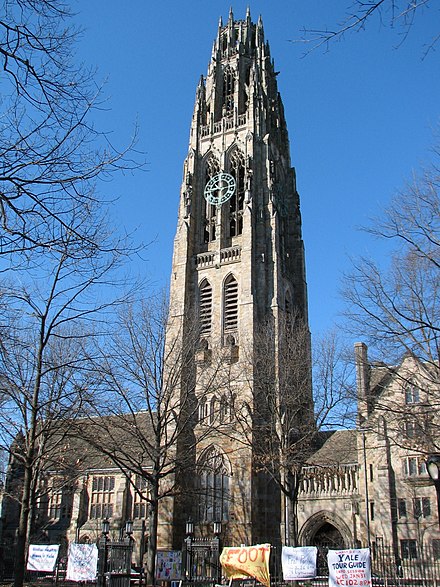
[328,549,371,587]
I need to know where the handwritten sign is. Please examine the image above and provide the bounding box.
[328,548,371,587]
[27,544,60,572]
[282,546,317,580]
[220,544,271,587]
[66,543,98,582]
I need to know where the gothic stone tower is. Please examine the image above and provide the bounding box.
[164,9,310,548]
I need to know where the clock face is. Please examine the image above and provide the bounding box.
[204,172,236,206]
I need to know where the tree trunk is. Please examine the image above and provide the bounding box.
[13,457,33,587]
[145,483,159,586]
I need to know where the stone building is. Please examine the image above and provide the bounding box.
[296,343,440,572]
[1,10,439,579]
[161,7,311,551]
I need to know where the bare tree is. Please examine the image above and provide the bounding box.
[0,0,140,257]
[234,314,354,545]
[76,294,233,585]
[0,221,128,587]
[344,151,440,367]
[297,1,437,58]
[343,145,440,455]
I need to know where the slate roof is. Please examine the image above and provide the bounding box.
[307,429,358,467]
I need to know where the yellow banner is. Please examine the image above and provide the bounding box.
[220,544,271,587]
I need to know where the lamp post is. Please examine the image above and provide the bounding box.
[99,518,110,587]
[213,521,222,584]
[426,454,440,530]
[125,520,133,542]
[184,519,194,581]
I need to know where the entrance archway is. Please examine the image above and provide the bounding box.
[299,511,354,575]
[312,522,345,573]
[313,522,345,549]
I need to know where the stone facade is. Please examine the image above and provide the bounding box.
[296,343,440,569]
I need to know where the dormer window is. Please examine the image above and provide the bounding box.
[405,383,420,404]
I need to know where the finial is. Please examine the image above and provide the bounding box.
[228,7,234,22]
[246,6,251,20]
[218,16,223,28]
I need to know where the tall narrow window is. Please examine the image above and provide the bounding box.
[49,488,62,520]
[197,446,231,522]
[229,150,245,237]
[203,156,219,243]
[90,476,115,519]
[223,67,234,115]
[223,275,238,332]
[405,383,420,404]
[133,475,149,519]
[199,279,212,335]
[398,499,407,518]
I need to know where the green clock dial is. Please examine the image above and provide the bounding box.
[204,172,236,206]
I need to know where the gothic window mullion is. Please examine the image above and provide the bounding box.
[228,150,245,237]
[203,157,220,243]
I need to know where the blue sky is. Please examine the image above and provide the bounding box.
[73,1,439,342]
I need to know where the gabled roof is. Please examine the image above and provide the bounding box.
[307,429,358,467]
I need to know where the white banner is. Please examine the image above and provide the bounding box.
[27,544,60,572]
[282,546,317,580]
[328,548,371,587]
[66,543,98,582]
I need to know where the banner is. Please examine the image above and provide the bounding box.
[328,548,371,587]
[220,544,271,587]
[282,546,317,580]
[27,544,60,572]
[156,550,182,580]
[66,543,98,582]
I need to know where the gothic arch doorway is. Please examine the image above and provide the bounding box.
[299,511,353,575]
[313,523,345,573]
[313,522,345,549]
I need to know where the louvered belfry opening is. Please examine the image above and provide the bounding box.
[199,279,212,335]
[223,275,238,332]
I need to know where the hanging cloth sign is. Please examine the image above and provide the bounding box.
[27,544,60,572]
[282,545,318,580]
[327,548,371,587]
[220,544,271,587]
[66,543,98,582]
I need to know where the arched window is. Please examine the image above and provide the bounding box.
[203,156,219,243]
[229,150,245,236]
[223,67,235,115]
[223,275,238,332]
[197,446,230,522]
[199,279,212,335]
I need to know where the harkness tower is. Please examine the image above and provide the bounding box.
[162,9,312,548]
